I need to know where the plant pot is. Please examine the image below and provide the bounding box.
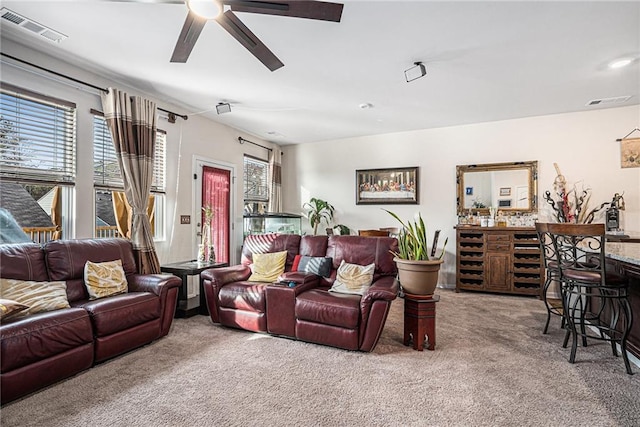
[394,257,444,296]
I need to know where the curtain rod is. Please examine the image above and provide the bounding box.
[1,52,188,122]
[238,136,272,152]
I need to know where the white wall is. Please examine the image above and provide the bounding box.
[1,39,277,265]
[282,105,640,287]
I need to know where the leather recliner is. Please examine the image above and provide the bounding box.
[201,234,398,352]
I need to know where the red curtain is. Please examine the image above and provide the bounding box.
[202,166,230,263]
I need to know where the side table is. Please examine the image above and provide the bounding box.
[403,293,440,351]
[160,260,228,318]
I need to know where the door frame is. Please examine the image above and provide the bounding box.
[192,155,236,265]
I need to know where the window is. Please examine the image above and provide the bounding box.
[92,111,166,240]
[243,155,269,214]
[0,83,76,242]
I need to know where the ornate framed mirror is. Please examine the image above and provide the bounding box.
[456,161,538,215]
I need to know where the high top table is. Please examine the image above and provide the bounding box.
[605,242,640,360]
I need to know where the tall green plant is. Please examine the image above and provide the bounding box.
[303,197,335,235]
[384,209,447,260]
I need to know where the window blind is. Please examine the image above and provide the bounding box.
[92,113,166,193]
[243,155,269,202]
[0,84,76,184]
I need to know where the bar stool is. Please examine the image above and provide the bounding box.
[535,222,564,334]
[547,223,633,374]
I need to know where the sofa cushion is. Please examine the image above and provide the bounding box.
[0,307,93,372]
[84,259,128,300]
[329,260,375,295]
[295,256,333,278]
[45,238,137,303]
[299,235,329,257]
[218,282,266,313]
[241,234,301,270]
[248,251,287,282]
[326,236,397,277]
[295,289,360,329]
[73,292,160,337]
[0,278,70,316]
[0,242,49,282]
[0,298,29,320]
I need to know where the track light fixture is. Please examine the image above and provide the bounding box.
[404,62,427,82]
[216,102,231,114]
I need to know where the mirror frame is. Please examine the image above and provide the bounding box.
[456,160,538,215]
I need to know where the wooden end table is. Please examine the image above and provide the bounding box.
[160,260,228,318]
[403,293,440,351]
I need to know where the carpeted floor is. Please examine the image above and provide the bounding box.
[2,289,640,427]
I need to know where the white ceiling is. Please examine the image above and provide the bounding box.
[1,1,639,145]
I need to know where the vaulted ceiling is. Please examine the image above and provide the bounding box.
[1,1,639,145]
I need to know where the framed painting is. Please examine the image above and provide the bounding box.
[356,167,419,205]
[499,187,511,196]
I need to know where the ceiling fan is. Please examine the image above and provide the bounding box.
[171,0,344,71]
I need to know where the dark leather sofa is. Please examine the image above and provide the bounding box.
[202,234,399,351]
[0,238,181,404]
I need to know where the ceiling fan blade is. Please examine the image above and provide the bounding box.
[226,1,343,22]
[215,10,284,71]
[170,10,208,63]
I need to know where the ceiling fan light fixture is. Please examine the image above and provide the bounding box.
[187,0,222,20]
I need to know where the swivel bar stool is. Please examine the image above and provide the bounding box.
[535,222,564,334]
[547,223,633,374]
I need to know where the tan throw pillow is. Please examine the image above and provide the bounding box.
[84,259,128,300]
[0,298,30,320]
[248,251,288,282]
[329,260,375,296]
[0,278,70,316]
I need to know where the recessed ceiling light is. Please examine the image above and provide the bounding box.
[609,58,634,69]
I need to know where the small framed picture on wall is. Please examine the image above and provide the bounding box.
[499,187,511,196]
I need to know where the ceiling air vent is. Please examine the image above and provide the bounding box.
[0,8,67,43]
[586,95,632,107]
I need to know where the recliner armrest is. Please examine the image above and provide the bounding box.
[201,264,251,289]
[362,275,399,303]
[128,274,181,296]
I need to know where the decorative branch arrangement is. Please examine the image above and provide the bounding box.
[543,163,623,224]
[198,205,215,263]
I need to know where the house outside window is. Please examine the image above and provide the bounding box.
[0,83,76,243]
[92,111,166,240]
[243,155,269,214]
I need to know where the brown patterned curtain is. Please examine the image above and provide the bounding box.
[268,146,282,212]
[100,88,160,274]
[112,191,155,239]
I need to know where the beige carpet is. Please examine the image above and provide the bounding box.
[2,289,640,426]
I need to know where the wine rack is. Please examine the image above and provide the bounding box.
[456,226,542,296]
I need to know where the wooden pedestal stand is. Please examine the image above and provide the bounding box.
[403,293,440,351]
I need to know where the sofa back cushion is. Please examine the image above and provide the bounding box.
[241,234,301,271]
[326,236,398,278]
[0,242,49,281]
[44,238,136,302]
[299,235,329,257]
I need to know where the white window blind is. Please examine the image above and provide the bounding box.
[244,155,269,202]
[93,113,166,192]
[0,83,76,184]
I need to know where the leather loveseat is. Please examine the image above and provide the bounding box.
[201,234,399,351]
[0,238,181,404]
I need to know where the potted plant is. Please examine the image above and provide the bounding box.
[303,197,335,235]
[384,209,447,296]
